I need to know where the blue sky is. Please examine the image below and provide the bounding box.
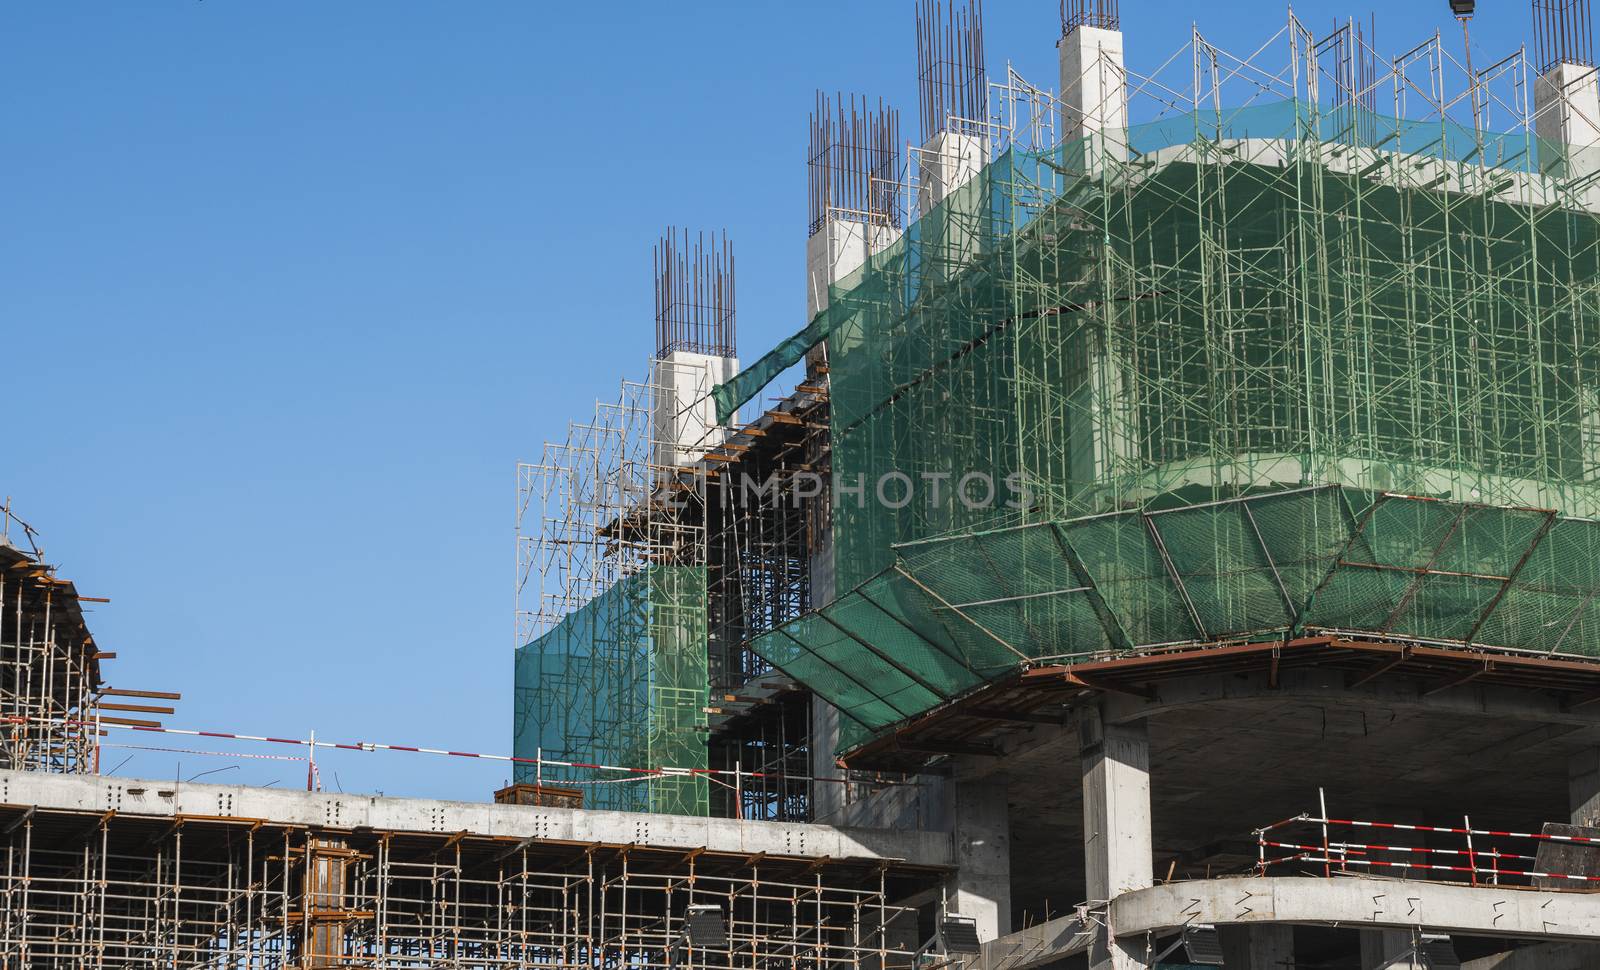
[1,1,1542,800]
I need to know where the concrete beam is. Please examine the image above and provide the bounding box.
[958,663,1600,780]
[1112,876,1600,943]
[0,770,953,867]
[1102,668,1600,730]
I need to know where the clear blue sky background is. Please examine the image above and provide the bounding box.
[1,0,1541,800]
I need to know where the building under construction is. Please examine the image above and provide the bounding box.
[508,0,1600,966]
[10,0,1600,967]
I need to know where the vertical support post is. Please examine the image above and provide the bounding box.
[1535,61,1600,180]
[1079,704,1152,970]
[810,699,845,820]
[1218,925,1295,970]
[1359,930,1420,970]
[948,778,1011,942]
[1058,22,1128,170]
[1570,748,1600,827]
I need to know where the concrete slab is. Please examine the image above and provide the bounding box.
[0,769,953,867]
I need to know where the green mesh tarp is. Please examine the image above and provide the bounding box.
[718,99,1600,580]
[514,565,708,814]
[748,486,1600,735]
[644,565,710,815]
[726,97,1600,749]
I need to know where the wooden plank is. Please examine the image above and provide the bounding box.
[101,688,181,700]
[93,702,176,715]
[96,715,162,728]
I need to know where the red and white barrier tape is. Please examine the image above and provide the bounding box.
[1,715,921,789]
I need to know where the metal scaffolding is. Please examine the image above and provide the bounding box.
[0,507,104,775]
[713,9,1600,751]
[0,804,924,969]
[513,362,715,814]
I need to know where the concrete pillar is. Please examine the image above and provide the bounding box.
[802,209,896,822]
[651,351,739,467]
[1080,705,1151,970]
[1219,925,1294,969]
[1058,25,1133,494]
[1534,62,1600,180]
[809,698,844,820]
[913,131,987,290]
[949,779,1011,942]
[1058,24,1127,169]
[1360,929,1420,970]
[917,131,986,215]
[805,218,898,322]
[1570,748,1600,827]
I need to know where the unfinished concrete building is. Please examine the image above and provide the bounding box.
[10,0,1600,968]
[511,1,1600,967]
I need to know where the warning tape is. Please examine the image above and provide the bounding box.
[100,743,307,763]
[1260,841,1600,883]
[1,715,923,789]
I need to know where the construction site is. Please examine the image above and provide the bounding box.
[11,0,1600,966]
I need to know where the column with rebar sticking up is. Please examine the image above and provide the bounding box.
[652,228,739,469]
[916,0,990,292]
[805,93,902,326]
[1058,0,1126,171]
[804,94,900,819]
[1532,0,1600,180]
[916,0,988,215]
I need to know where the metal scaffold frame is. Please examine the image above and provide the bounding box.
[714,7,1600,751]
[0,507,103,775]
[0,805,921,969]
[514,359,717,814]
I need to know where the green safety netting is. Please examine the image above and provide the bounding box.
[720,97,1600,749]
[749,486,1600,735]
[514,565,709,814]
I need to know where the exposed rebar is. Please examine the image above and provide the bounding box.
[1062,0,1119,34]
[807,92,902,237]
[917,0,988,141]
[654,228,735,360]
[1533,0,1595,73]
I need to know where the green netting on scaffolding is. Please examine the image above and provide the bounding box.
[514,565,708,815]
[645,565,710,816]
[750,486,1600,734]
[726,97,1600,746]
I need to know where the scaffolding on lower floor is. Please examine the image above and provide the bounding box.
[0,803,926,970]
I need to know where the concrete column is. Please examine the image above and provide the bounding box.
[917,131,986,215]
[802,211,896,822]
[805,219,898,322]
[1360,929,1420,970]
[651,351,739,467]
[809,698,844,821]
[1570,748,1600,827]
[1535,62,1600,181]
[1219,925,1294,969]
[1080,705,1151,970]
[1058,24,1127,169]
[949,779,1011,942]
